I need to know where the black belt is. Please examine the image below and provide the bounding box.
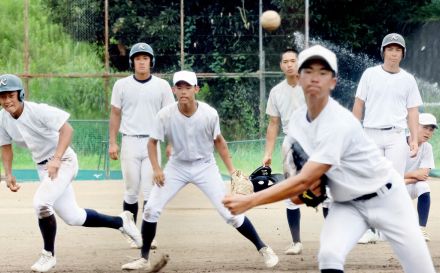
[37,159,49,165]
[122,134,149,138]
[379,127,394,130]
[353,183,392,201]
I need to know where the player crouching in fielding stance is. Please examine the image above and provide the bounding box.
[404,113,438,242]
[0,74,142,273]
[223,46,435,273]
[121,71,279,270]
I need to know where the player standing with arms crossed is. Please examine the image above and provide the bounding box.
[0,74,142,272]
[404,112,437,241]
[352,33,422,243]
[121,70,279,270]
[109,42,174,248]
[223,45,435,273]
[262,48,306,255]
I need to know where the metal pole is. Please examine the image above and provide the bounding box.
[305,0,309,48]
[23,0,30,99]
[258,0,266,136]
[180,0,184,69]
[104,0,110,178]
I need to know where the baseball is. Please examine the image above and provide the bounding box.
[260,10,281,32]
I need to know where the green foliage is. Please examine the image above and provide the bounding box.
[412,0,440,21]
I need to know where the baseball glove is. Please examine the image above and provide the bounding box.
[230,170,254,195]
[289,140,328,208]
[249,166,283,192]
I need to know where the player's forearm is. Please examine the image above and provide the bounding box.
[109,107,121,144]
[352,98,364,121]
[147,139,161,171]
[1,144,14,176]
[263,121,279,157]
[54,123,73,159]
[407,107,419,143]
[214,136,235,174]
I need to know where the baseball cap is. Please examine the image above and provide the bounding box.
[298,45,338,74]
[419,113,438,129]
[381,33,406,49]
[173,70,198,86]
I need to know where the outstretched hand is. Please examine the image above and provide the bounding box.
[222,194,255,215]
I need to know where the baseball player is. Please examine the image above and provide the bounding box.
[0,74,142,273]
[109,42,174,248]
[121,70,279,270]
[262,48,306,255]
[404,112,437,242]
[352,33,422,244]
[223,45,435,273]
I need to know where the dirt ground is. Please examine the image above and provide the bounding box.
[1,179,439,273]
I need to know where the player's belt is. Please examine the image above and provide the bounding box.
[353,183,392,201]
[379,127,395,130]
[37,159,49,165]
[122,134,149,138]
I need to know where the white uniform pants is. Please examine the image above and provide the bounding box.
[364,128,408,176]
[406,181,431,199]
[319,177,435,272]
[143,156,245,228]
[33,150,87,226]
[282,136,301,210]
[121,136,160,204]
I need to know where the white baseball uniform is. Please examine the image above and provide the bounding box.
[111,75,174,204]
[287,98,434,272]
[0,102,86,225]
[355,65,423,175]
[143,101,245,227]
[266,80,305,209]
[405,141,434,199]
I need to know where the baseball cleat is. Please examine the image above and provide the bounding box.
[31,250,56,272]
[119,211,142,248]
[150,239,158,249]
[121,257,151,270]
[421,227,431,242]
[285,242,303,255]
[358,229,379,244]
[259,246,279,268]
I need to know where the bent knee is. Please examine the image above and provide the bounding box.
[143,206,162,222]
[33,202,54,219]
[226,214,245,228]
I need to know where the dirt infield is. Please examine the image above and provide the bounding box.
[1,179,439,273]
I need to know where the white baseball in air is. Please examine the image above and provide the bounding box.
[260,10,281,32]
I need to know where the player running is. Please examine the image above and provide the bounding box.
[121,70,279,270]
[223,45,435,273]
[0,74,141,272]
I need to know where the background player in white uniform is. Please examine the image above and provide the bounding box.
[109,42,174,248]
[121,70,279,270]
[0,74,141,273]
[262,48,306,255]
[404,112,437,242]
[352,33,422,243]
[223,45,435,273]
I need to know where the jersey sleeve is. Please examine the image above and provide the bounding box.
[406,75,423,108]
[161,81,175,107]
[355,69,369,101]
[150,111,166,142]
[38,104,70,131]
[419,143,435,169]
[265,89,280,117]
[110,80,123,109]
[212,110,221,140]
[0,125,12,146]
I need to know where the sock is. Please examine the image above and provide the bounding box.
[83,209,122,229]
[123,201,139,223]
[323,207,329,218]
[141,220,157,259]
[321,270,344,273]
[38,214,57,255]
[417,192,431,227]
[286,208,301,242]
[236,217,265,250]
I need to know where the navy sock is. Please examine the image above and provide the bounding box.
[123,201,139,223]
[287,208,301,242]
[321,270,343,273]
[83,209,122,229]
[417,192,431,227]
[236,217,265,250]
[141,220,157,258]
[38,214,57,255]
[323,207,329,218]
